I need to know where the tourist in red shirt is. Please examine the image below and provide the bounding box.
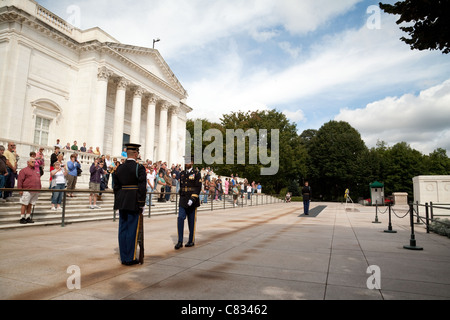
[17,157,42,224]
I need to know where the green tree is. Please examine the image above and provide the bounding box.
[423,148,450,175]
[382,142,425,197]
[220,110,307,193]
[380,0,450,54]
[307,121,368,201]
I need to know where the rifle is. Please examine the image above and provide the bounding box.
[137,209,144,264]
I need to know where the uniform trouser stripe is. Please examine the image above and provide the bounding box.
[133,216,141,260]
[178,206,197,244]
[192,208,197,243]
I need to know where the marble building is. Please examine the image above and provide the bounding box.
[0,0,191,165]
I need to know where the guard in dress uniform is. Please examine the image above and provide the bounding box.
[113,143,147,265]
[175,156,202,250]
[302,181,312,216]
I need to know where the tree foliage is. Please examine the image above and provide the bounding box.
[380,0,450,54]
[187,110,307,194]
[186,109,450,200]
[306,121,368,201]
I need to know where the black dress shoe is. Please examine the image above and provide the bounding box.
[185,242,195,248]
[19,218,27,224]
[174,242,183,250]
[122,260,139,266]
[26,217,35,224]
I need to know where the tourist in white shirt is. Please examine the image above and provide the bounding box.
[146,164,156,206]
[104,154,112,188]
[51,161,67,211]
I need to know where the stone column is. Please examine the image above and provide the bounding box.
[112,78,129,157]
[145,94,157,161]
[92,66,112,152]
[131,86,144,144]
[158,102,169,162]
[169,106,179,166]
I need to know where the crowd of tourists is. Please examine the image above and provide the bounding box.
[0,140,263,224]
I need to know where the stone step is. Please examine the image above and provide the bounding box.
[0,193,281,229]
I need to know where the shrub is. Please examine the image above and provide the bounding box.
[429,218,450,239]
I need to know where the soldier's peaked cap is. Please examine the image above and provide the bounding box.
[125,143,141,151]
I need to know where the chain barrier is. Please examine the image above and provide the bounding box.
[376,205,389,215]
[390,206,410,219]
[374,201,450,251]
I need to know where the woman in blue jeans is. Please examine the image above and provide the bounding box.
[50,162,67,211]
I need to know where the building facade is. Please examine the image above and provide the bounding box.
[0,0,191,165]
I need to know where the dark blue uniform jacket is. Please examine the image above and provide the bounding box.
[113,160,147,212]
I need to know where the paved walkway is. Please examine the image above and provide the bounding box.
[0,202,449,301]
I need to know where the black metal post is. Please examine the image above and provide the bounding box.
[425,203,430,234]
[61,191,67,227]
[384,203,397,233]
[373,201,381,224]
[148,196,152,218]
[403,203,423,250]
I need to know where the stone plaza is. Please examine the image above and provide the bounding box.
[0,202,449,301]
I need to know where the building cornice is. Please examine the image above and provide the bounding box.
[105,42,188,98]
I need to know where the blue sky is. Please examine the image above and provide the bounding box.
[37,0,450,155]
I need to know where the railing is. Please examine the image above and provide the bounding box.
[0,137,120,168]
[0,188,283,228]
[36,4,75,36]
[0,137,126,190]
[373,202,450,251]
[415,202,450,236]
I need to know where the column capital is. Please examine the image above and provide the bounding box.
[159,101,170,111]
[116,77,130,90]
[97,66,113,81]
[148,94,159,105]
[133,86,145,98]
[170,106,180,116]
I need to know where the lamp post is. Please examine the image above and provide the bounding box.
[153,38,160,49]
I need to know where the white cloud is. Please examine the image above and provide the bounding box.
[40,0,362,58]
[283,109,306,123]
[186,12,448,123]
[272,0,362,34]
[335,80,450,155]
[278,42,301,59]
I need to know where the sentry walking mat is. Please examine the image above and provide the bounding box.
[298,205,327,217]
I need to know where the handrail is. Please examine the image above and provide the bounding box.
[0,188,283,228]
